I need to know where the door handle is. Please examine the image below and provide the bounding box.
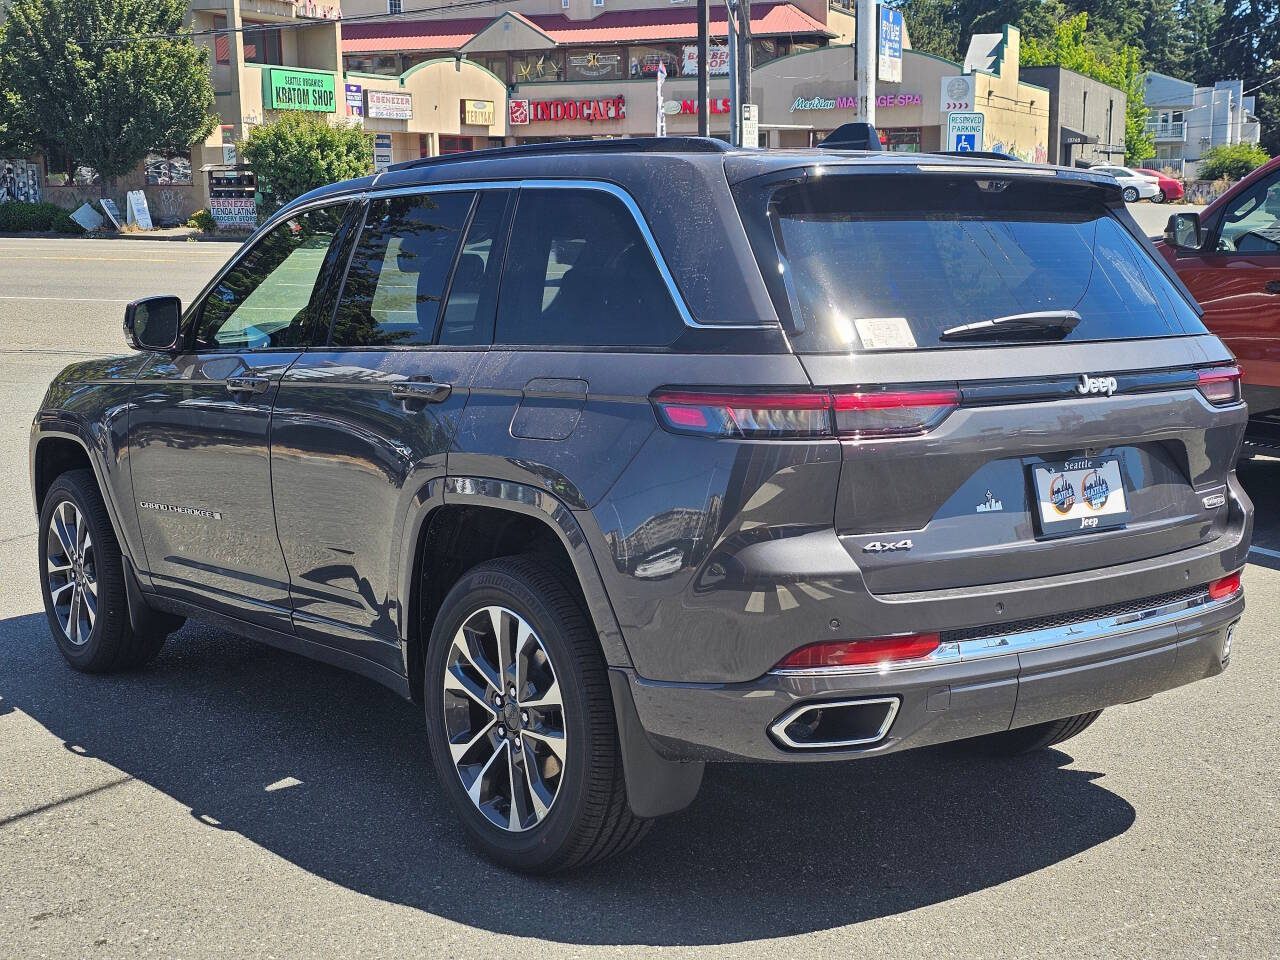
[1266,281,1280,294]
[226,375,271,395]
[391,381,452,404]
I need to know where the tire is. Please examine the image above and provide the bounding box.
[38,469,172,672]
[1153,189,1166,203]
[423,556,650,872]
[962,710,1103,757]
[1122,186,1140,203]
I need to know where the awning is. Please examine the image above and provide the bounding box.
[1061,126,1099,146]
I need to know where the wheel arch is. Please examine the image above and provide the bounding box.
[31,429,140,565]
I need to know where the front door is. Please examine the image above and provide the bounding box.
[1174,168,1280,417]
[271,189,509,670]
[130,202,353,628]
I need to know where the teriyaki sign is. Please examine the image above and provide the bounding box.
[263,68,336,112]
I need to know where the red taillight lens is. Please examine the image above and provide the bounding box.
[1208,572,1242,600]
[651,391,833,439]
[1197,366,1242,405]
[832,389,961,438]
[774,633,942,670]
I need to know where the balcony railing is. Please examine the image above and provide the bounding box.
[1140,157,1185,176]
[1145,120,1186,139]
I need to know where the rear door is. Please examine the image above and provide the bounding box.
[736,168,1243,594]
[1170,166,1280,418]
[270,188,505,670]
[130,202,351,627]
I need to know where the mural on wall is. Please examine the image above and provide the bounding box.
[988,138,1049,164]
[1,160,42,203]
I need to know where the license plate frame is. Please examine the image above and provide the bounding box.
[1030,456,1130,538]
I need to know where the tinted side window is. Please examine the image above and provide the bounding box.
[1217,172,1280,254]
[439,190,510,346]
[330,192,472,347]
[495,189,684,347]
[195,203,348,350]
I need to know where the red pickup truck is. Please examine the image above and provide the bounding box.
[1157,156,1280,452]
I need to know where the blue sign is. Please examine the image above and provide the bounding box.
[955,134,977,152]
[878,7,903,83]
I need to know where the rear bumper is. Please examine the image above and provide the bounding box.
[622,587,1244,762]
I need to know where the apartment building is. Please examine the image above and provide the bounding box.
[1142,71,1262,178]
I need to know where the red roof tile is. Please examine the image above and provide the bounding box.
[343,3,833,54]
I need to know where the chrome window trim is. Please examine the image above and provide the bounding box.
[769,587,1241,678]
[768,696,901,750]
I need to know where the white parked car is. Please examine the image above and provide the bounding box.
[1090,165,1161,202]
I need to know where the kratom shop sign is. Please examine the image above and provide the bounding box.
[263,68,336,112]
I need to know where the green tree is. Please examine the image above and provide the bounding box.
[239,111,372,213]
[1021,12,1154,164]
[0,0,217,185]
[1198,141,1271,179]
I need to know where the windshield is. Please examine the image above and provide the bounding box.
[752,176,1205,353]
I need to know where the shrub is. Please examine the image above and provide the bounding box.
[186,208,217,233]
[1199,143,1271,182]
[0,201,83,233]
[239,112,372,213]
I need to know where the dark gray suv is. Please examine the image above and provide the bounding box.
[30,139,1251,872]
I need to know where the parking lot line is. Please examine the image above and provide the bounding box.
[1249,545,1280,560]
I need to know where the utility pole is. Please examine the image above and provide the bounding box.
[856,0,876,128]
[738,0,752,128]
[727,0,740,145]
[697,0,709,136]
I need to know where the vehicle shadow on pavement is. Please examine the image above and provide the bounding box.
[0,613,1135,945]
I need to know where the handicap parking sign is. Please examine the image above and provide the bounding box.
[946,111,985,152]
[955,134,977,152]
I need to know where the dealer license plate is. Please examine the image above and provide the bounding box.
[1031,456,1129,538]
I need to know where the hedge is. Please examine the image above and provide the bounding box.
[0,201,83,233]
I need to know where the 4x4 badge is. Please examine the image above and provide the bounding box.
[863,539,913,553]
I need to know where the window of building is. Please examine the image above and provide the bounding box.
[495,189,684,347]
[388,0,403,12]
[440,192,511,345]
[511,51,563,83]
[752,38,781,65]
[627,45,680,79]
[593,0,604,7]
[196,204,349,351]
[144,150,193,186]
[344,54,402,76]
[471,53,509,84]
[330,193,473,347]
[566,48,625,81]
[242,22,282,65]
[213,14,230,64]
[438,136,473,154]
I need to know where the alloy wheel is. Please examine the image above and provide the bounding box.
[442,605,566,832]
[46,500,96,645]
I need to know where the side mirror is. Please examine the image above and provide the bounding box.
[1165,212,1203,251]
[124,296,183,352]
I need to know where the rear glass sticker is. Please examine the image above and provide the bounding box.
[854,316,916,350]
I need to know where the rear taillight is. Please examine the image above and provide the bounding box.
[832,389,961,438]
[774,633,942,670]
[651,391,833,439]
[1208,572,1242,601]
[651,388,959,440]
[1197,366,1242,405]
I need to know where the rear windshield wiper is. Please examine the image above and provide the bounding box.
[939,310,1082,343]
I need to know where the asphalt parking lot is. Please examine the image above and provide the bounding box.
[0,234,1276,959]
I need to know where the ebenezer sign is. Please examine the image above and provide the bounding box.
[262,68,336,112]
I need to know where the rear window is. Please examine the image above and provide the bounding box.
[753,176,1205,353]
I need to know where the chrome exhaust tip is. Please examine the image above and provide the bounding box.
[769,696,900,750]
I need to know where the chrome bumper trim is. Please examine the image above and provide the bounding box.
[770,587,1240,678]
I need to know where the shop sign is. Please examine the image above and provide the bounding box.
[367,90,412,120]
[509,99,530,125]
[567,51,623,81]
[667,97,732,115]
[878,7,904,84]
[209,196,257,229]
[680,44,729,76]
[126,190,153,230]
[941,75,975,112]
[525,97,626,123]
[345,83,364,117]
[741,102,758,148]
[373,133,393,173]
[462,99,495,126]
[946,110,985,151]
[876,93,921,108]
[263,67,336,112]
[791,95,856,112]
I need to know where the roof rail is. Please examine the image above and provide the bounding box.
[387,136,733,172]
